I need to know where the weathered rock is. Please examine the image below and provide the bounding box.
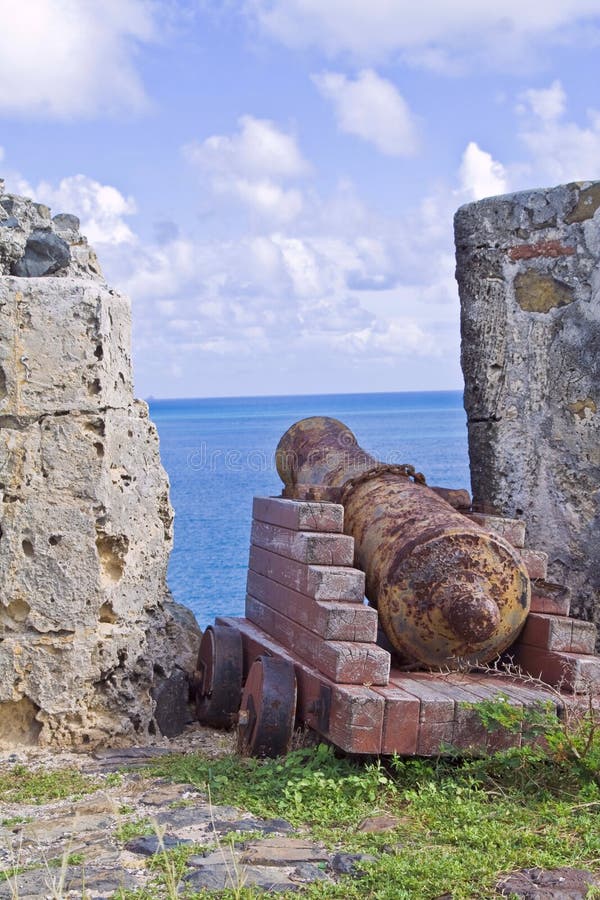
[455,181,600,630]
[0,186,201,748]
[0,187,101,279]
[240,837,329,866]
[11,229,71,277]
[497,866,600,898]
[209,816,294,835]
[152,667,191,738]
[329,852,377,876]
[125,833,193,856]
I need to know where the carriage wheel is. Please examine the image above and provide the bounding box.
[195,625,243,729]
[237,655,297,758]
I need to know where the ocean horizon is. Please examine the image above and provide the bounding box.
[150,390,470,629]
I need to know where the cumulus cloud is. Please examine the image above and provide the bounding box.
[313,69,419,156]
[245,0,600,70]
[184,115,310,179]
[459,142,508,201]
[32,175,137,244]
[106,162,457,388]
[184,116,310,223]
[517,80,567,121]
[515,80,600,184]
[0,0,157,118]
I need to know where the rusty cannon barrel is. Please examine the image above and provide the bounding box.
[275,416,530,669]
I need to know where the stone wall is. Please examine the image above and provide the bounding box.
[0,180,201,748]
[455,181,600,628]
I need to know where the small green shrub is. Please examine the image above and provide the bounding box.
[464,692,600,787]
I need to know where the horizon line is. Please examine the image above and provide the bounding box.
[144,387,465,403]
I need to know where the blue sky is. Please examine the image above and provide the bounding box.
[2,1,600,398]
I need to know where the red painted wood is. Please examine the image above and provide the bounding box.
[519,549,548,580]
[371,684,419,754]
[530,591,571,617]
[511,645,600,692]
[217,616,384,754]
[248,545,365,601]
[246,570,378,642]
[252,496,344,533]
[466,513,526,548]
[245,595,390,685]
[251,520,354,566]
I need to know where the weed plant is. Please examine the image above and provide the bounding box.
[0,765,97,805]
[142,697,600,900]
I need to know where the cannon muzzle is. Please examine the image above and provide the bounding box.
[276,416,530,669]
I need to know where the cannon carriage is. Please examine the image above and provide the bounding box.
[192,418,599,758]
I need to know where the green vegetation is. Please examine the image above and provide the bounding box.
[114,817,154,843]
[1,815,32,827]
[137,700,600,900]
[0,764,98,804]
[2,697,599,898]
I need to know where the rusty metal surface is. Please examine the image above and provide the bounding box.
[276,416,531,669]
[195,625,243,728]
[237,655,297,757]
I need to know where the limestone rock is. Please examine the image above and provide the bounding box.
[0,184,101,279]
[11,229,71,277]
[0,185,201,748]
[455,181,600,630]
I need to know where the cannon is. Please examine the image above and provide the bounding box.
[192,416,596,757]
[275,416,530,669]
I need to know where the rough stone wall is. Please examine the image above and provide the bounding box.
[455,181,600,628]
[0,180,201,749]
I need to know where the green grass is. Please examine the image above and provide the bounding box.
[1,815,32,827]
[0,764,99,804]
[140,742,600,900]
[114,817,154,843]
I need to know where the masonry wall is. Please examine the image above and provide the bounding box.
[455,181,600,628]
[0,182,200,748]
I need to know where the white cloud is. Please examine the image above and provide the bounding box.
[184,115,310,223]
[245,0,600,70]
[313,69,419,156]
[514,80,600,184]
[459,142,508,201]
[184,115,310,179]
[0,0,156,118]
[517,80,566,120]
[31,175,138,244]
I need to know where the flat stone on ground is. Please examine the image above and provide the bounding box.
[209,816,294,835]
[497,867,600,898]
[240,837,330,866]
[124,833,193,856]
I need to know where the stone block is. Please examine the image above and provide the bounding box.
[246,570,378,641]
[0,278,132,416]
[519,549,548,580]
[250,520,354,565]
[0,188,201,749]
[456,181,600,634]
[466,512,526,548]
[248,545,365,602]
[252,496,344,533]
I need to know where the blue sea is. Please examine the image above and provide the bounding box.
[149,391,470,629]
